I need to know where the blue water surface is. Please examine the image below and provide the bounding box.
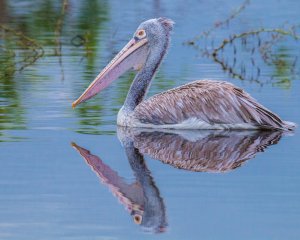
[0,0,300,239]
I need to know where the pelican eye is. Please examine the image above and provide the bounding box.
[136,29,146,39]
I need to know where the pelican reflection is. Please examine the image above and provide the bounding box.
[117,128,283,172]
[72,128,283,232]
[72,141,167,233]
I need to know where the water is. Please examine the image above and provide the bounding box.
[0,0,300,239]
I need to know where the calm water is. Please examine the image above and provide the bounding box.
[1,0,300,239]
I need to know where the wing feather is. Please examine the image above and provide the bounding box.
[133,80,292,130]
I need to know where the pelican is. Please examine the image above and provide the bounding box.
[72,18,295,131]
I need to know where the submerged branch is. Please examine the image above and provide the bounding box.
[0,24,44,73]
[187,19,300,84]
[212,28,300,55]
[185,0,250,45]
[211,28,300,82]
[184,0,300,85]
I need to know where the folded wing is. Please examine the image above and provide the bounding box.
[134,80,293,130]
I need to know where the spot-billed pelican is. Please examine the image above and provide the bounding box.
[72,18,295,130]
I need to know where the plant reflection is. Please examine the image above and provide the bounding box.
[75,0,109,70]
[72,128,283,233]
[271,47,296,89]
[0,51,26,141]
[0,0,111,139]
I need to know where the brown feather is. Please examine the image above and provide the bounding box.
[133,80,294,130]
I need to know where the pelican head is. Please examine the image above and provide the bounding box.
[72,17,174,108]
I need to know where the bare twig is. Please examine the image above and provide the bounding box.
[210,28,300,81]
[0,24,44,73]
[212,28,300,56]
[185,0,250,45]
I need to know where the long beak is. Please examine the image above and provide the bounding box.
[72,38,148,108]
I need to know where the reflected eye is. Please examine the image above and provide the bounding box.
[136,29,146,39]
[133,214,142,224]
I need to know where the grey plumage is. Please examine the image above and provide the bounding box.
[123,18,172,111]
[133,80,294,130]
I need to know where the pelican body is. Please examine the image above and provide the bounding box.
[72,18,295,131]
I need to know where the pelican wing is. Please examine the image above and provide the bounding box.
[134,80,290,130]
